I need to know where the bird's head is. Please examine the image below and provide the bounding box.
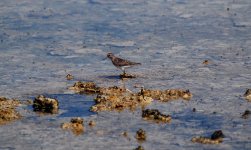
[107,52,114,59]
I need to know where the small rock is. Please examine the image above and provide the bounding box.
[61,117,84,135]
[191,136,222,144]
[121,131,128,137]
[241,110,250,119]
[202,60,209,65]
[88,120,96,127]
[33,95,59,114]
[244,89,251,101]
[142,109,171,123]
[211,130,224,140]
[66,74,74,80]
[71,117,84,124]
[69,81,100,94]
[135,129,146,142]
[191,130,224,144]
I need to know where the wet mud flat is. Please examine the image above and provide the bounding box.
[1,0,251,149]
[0,81,250,149]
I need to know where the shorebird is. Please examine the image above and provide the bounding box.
[107,52,141,75]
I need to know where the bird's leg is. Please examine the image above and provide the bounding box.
[121,67,126,75]
[140,86,145,99]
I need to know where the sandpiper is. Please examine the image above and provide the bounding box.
[107,52,141,75]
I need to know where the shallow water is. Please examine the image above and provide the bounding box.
[0,0,251,149]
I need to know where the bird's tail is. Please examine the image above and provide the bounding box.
[134,62,141,65]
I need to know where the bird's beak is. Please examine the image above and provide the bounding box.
[102,57,108,61]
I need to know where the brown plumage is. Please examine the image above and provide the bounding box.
[107,52,141,74]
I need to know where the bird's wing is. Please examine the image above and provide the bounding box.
[114,57,141,66]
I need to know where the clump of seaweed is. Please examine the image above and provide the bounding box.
[70,81,192,112]
[244,89,251,101]
[0,97,21,125]
[191,130,224,144]
[141,89,192,101]
[142,109,171,123]
[69,81,100,94]
[91,86,152,112]
[135,128,147,142]
[33,95,59,114]
[61,117,84,135]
